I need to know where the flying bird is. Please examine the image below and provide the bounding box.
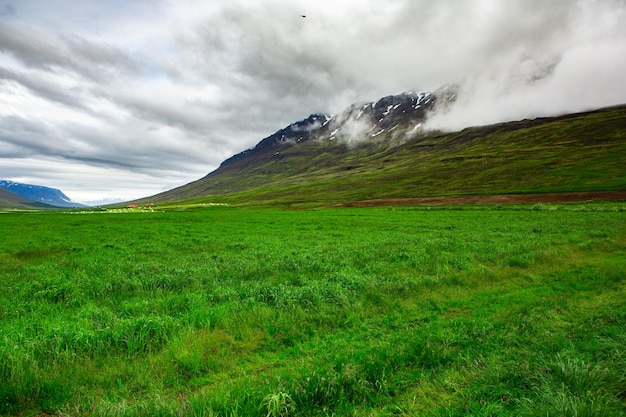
[300,15,306,18]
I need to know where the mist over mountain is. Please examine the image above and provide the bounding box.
[0,180,84,208]
[222,89,445,167]
[140,86,625,207]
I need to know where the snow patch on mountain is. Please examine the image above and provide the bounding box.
[221,89,450,165]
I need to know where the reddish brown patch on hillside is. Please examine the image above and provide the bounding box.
[328,191,626,208]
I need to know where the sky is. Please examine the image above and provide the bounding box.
[1,0,625,203]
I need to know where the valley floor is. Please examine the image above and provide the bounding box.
[0,203,624,416]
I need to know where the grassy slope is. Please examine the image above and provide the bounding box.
[146,106,626,207]
[0,204,624,416]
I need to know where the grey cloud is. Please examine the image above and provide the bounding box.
[108,91,212,133]
[63,35,143,78]
[0,115,55,153]
[0,66,90,111]
[176,2,366,114]
[0,115,101,162]
[2,3,15,15]
[166,8,366,159]
[0,23,70,70]
[0,113,209,175]
[0,21,143,82]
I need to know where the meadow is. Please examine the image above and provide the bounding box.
[0,204,624,416]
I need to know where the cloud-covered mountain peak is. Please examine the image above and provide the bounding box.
[220,90,443,167]
[327,91,438,140]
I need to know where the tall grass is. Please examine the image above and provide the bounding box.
[0,204,624,416]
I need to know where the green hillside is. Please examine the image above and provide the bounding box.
[145,106,626,208]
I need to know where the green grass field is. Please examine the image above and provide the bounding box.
[1,204,625,416]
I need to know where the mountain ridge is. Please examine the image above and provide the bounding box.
[221,90,441,168]
[0,180,84,208]
[138,95,626,208]
[0,187,57,209]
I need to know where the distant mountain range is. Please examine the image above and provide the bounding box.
[0,180,84,208]
[0,188,52,209]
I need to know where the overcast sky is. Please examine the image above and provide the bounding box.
[1,0,625,202]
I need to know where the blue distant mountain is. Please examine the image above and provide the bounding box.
[0,180,85,208]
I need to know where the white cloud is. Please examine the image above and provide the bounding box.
[424,0,626,130]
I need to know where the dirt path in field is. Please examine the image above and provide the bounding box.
[328,191,626,208]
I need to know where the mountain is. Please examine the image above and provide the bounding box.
[0,180,84,208]
[140,91,626,208]
[221,90,441,167]
[0,188,57,209]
